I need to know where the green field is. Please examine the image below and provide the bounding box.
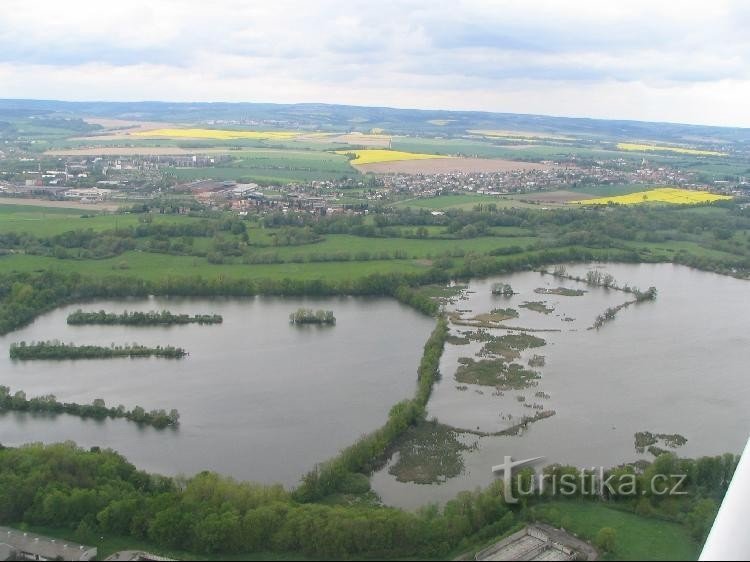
[0,252,431,281]
[394,194,540,210]
[536,502,699,561]
[0,204,204,236]
[266,234,537,258]
[169,148,356,184]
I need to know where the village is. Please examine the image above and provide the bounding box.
[0,150,744,215]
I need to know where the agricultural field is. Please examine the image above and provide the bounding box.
[395,194,542,210]
[572,187,732,206]
[169,148,356,184]
[0,252,430,283]
[133,128,301,141]
[616,142,726,157]
[336,149,451,165]
[0,204,199,235]
[355,156,553,174]
[468,129,576,141]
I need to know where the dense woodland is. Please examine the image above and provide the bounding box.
[0,442,736,558]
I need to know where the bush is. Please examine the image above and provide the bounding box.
[595,527,617,553]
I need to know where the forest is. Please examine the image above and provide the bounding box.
[0,442,736,558]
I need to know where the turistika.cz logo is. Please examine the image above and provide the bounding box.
[491,456,688,504]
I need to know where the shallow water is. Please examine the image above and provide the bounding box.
[0,296,434,487]
[371,263,750,508]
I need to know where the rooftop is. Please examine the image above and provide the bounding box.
[0,526,97,561]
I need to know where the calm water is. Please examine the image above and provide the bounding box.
[372,263,750,508]
[0,296,434,486]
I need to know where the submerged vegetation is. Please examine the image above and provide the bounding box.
[635,431,688,454]
[9,341,187,360]
[0,386,179,428]
[520,301,555,314]
[288,308,336,325]
[67,309,223,326]
[387,420,477,484]
[534,286,586,296]
[479,333,546,361]
[455,357,540,389]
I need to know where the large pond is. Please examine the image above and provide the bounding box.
[371,263,750,508]
[0,296,435,486]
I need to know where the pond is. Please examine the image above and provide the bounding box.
[371,263,750,508]
[0,296,435,487]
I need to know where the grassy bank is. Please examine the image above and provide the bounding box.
[534,501,700,561]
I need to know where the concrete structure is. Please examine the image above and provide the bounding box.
[105,550,175,561]
[475,524,597,561]
[0,526,97,561]
[64,187,113,202]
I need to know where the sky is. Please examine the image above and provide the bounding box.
[1,0,749,127]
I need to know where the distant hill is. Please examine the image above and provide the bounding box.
[0,98,748,144]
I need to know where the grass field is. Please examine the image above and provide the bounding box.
[267,234,538,259]
[468,129,576,141]
[0,205,201,235]
[336,149,451,164]
[535,502,699,561]
[169,148,355,184]
[395,194,541,210]
[0,252,431,282]
[572,187,732,206]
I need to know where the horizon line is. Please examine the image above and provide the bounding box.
[1,96,748,132]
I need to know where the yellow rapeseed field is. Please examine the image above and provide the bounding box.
[572,187,732,206]
[616,143,725,157]
[336,149,451,165]
[133,128,301,140]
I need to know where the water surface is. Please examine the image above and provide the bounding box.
[0,296,434,486]
[372,264,750,508]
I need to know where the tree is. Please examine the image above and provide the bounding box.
[74,519,96,544]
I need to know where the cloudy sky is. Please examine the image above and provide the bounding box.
[1,0,749,127]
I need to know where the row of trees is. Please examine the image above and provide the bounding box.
[67,310,223,326]
[9,341,187,360]
[0,387,179,429]
[294,317,449,502]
